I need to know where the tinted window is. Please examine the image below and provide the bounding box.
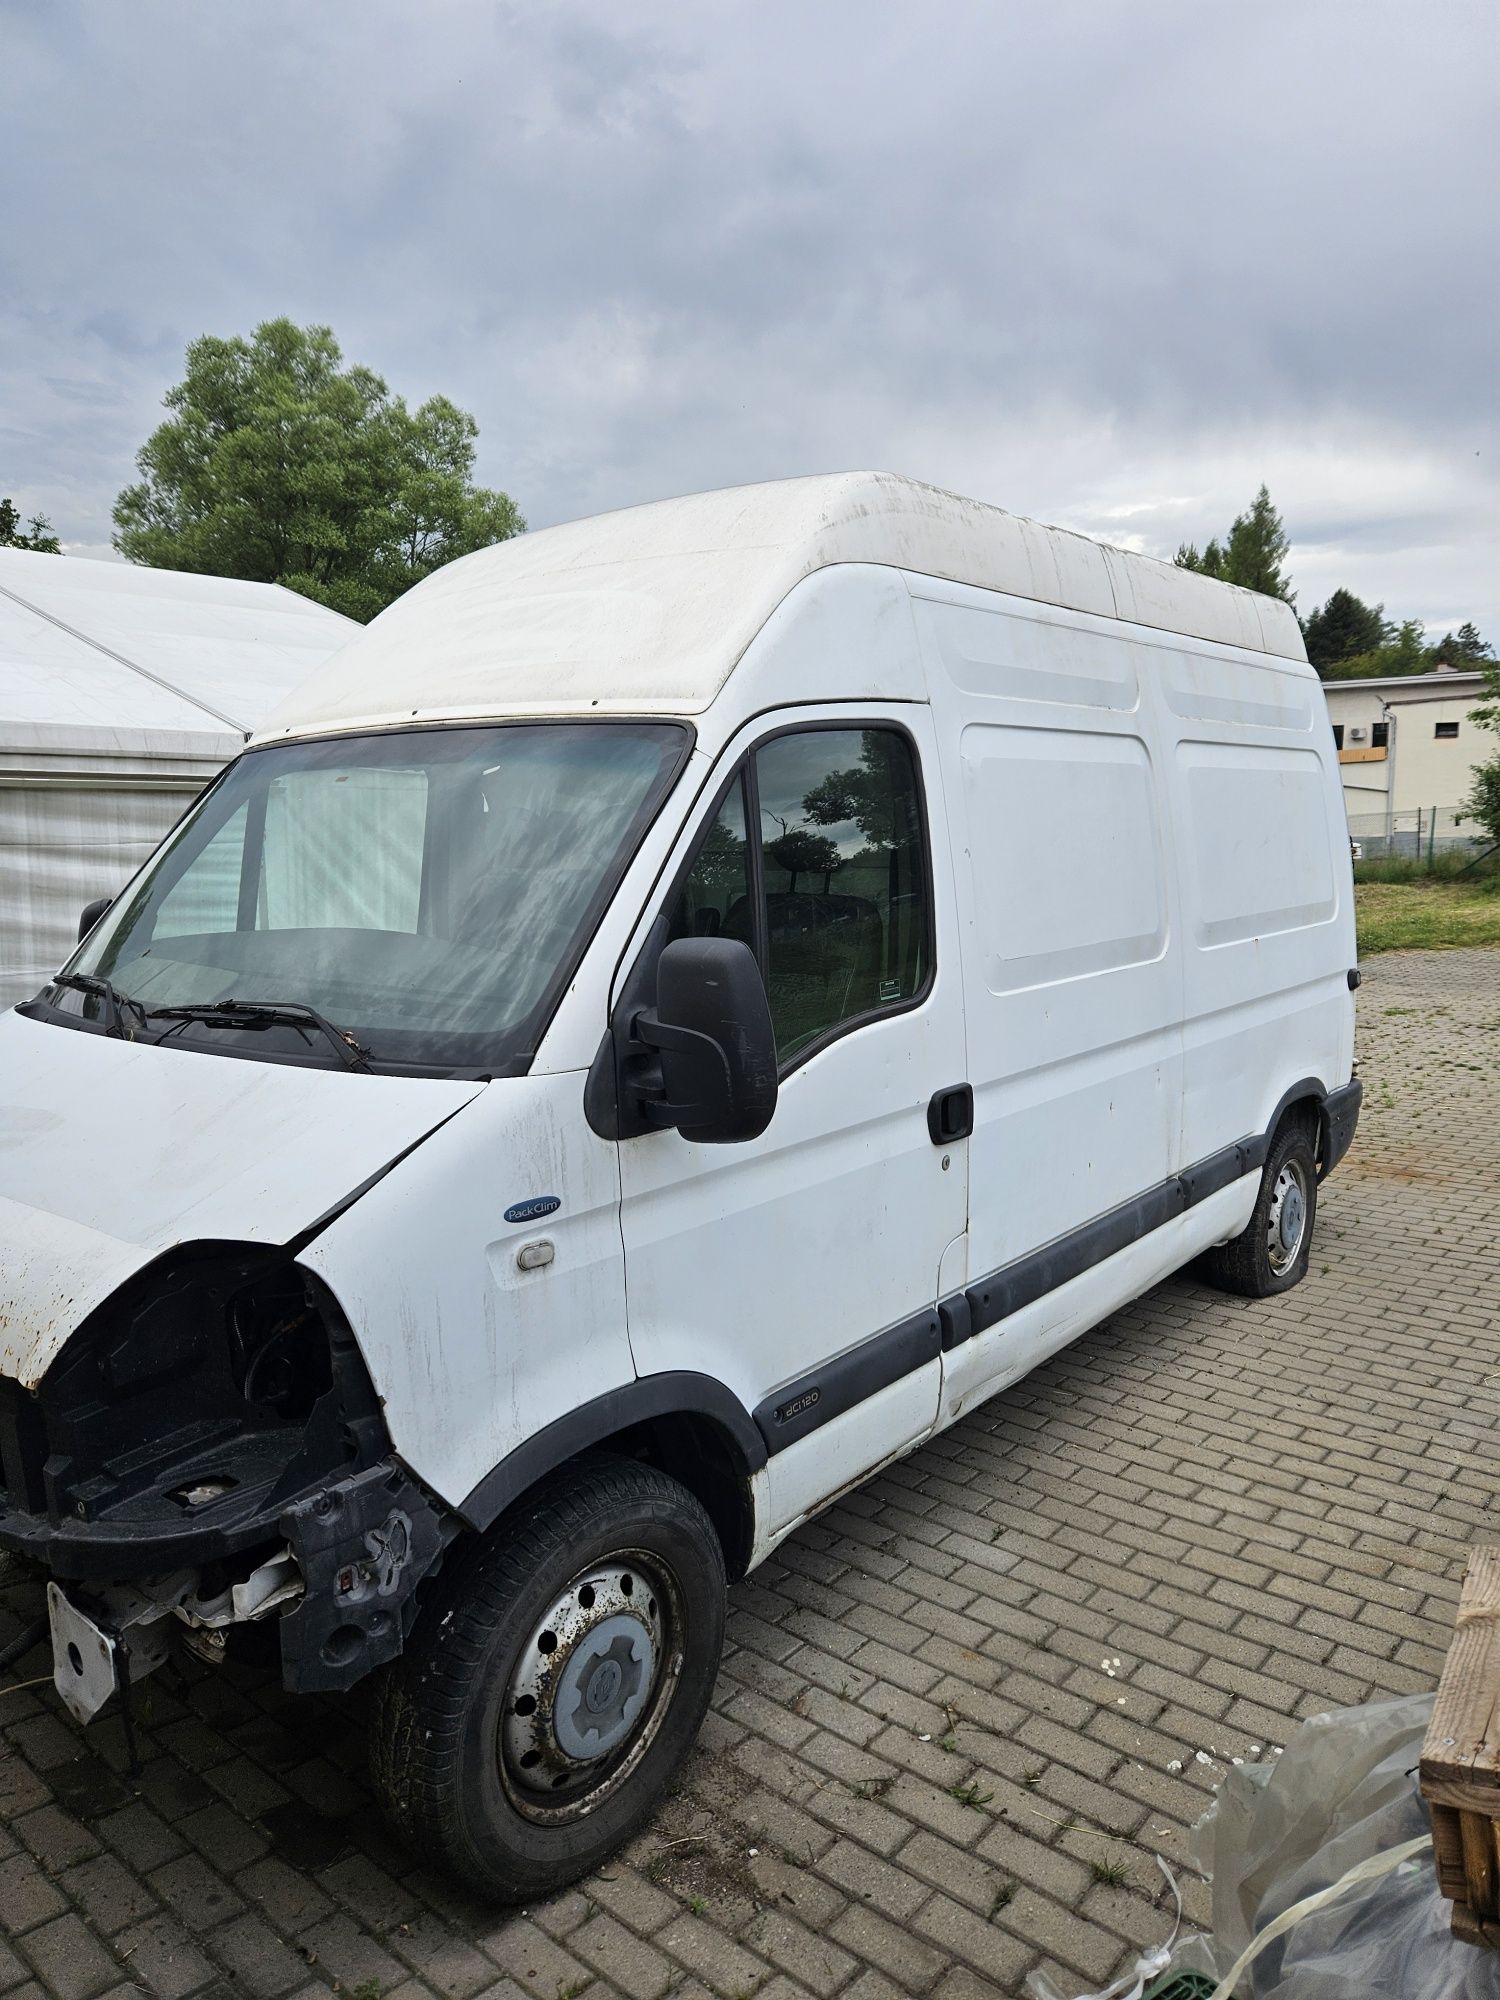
[668,778,752,945]
[755,728,930,1063]
[669,727,931,1069]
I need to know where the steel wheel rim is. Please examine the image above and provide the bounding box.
[1266,1158,1309,1274]
[498,1548,684,1825]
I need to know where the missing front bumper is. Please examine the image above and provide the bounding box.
[23,1456,454,1718]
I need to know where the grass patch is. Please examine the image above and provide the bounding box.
[1356,877,1500,955]
[949,1779,995,1811]
[1352,849,1484,886]
[1090,1852,1131,1888]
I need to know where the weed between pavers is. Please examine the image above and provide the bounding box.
[949,1779,995,1810]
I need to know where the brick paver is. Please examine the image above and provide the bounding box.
[4,947,1497,1998]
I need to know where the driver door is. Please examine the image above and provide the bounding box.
[615,707,969,1538]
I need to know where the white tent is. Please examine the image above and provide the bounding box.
[0,550,356,1006]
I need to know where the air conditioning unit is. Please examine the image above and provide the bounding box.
[1349,725,1369,743]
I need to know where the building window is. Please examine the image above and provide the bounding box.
[1371,722,1389,749]
[1331,723,1344,749]
[1435,720,1460,739]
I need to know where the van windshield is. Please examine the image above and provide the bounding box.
[57,722,687,1075]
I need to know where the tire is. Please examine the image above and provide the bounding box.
[1201,1117,1318,1299]
[368,1454,726,1902]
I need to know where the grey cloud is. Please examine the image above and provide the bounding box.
[1,0,1496,626]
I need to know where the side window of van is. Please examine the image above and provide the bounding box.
[667,778,752,945]
[671,727,931,1067]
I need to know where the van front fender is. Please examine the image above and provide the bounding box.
[458,1371,766,1534]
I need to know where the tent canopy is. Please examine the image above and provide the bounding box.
[0,547,357,758]
[0,551,356,1002]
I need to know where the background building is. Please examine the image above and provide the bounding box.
[1321,667,1489,853]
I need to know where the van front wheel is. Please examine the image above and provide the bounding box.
[369,1455,726,1901]
[1201,1120,1318,1298]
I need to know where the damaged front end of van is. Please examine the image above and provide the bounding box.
[0,1226,454,1724]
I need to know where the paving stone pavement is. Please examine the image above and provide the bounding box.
[3,947,1498,2000]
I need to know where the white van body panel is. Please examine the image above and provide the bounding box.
[0,1007,478,1388]
[300,1069,631,1513]
[913,578,1186,1285]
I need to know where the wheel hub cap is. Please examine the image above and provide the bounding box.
[1279,1181,1305,1253]
[1267,1161,1308,1272]
[554,1614,653,1759]
[500,1559,668,1806]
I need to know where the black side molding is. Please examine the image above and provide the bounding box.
[459,1371,767,1531]
[952,1137,1258,1345]
[753,1304,943,1454]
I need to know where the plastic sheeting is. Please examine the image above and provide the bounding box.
[1195,1693,1491,1998]
[1033,1695,1496,2000]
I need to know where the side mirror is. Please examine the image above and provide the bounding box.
[631,938,777,1144]
[78,896,113,943]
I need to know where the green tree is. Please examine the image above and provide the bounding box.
[1174,485,1295,605]
[1319,617,1431,681]
[1302,589,1389,671]
[1456,762,1500,848]
[1456,650,1500,847]
[113,319,523,621]
[0,496,61,552]
[1431,621,1494,666]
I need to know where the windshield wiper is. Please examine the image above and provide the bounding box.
[144,998,374,1072]
[52,972,150,1040]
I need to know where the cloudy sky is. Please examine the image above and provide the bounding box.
[3,1,1496,633]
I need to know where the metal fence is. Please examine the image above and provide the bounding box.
[1345,806,1483,861]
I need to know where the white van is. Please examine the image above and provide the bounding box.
[0,473,1359,1898]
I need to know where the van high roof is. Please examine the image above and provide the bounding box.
[256,470,1309,742]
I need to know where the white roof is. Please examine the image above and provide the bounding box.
[258,471,1309,742]
[1321,669,1486,698]
[0,548,358,763]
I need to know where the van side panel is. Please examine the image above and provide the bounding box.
[1156,648,1355,1164]
[910,579,1184,1290]
[912,572,1350,1418]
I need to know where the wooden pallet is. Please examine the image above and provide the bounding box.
[1421,1547,1500,1948]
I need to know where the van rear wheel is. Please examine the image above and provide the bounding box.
[368,1455,726,1901]
[1201,1119,1318,1298]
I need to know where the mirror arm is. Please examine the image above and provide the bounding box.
[629,1008,734,1129]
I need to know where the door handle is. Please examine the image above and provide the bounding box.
[927,1083,973,1146]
